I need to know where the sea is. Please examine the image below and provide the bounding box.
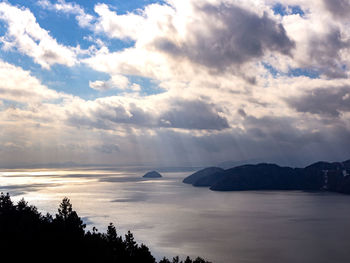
[1,167,350,263]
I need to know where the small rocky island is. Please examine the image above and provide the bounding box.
[143,171,162,178]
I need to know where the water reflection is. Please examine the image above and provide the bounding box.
[1,168,350,263]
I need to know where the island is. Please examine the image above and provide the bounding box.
[143,171,162,178]
[183,159,350,194]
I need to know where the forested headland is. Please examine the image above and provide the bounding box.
[184,160,350,193]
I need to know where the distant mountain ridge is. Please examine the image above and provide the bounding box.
[183,160,350,194]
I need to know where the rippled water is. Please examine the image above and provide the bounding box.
[1,168,350,263]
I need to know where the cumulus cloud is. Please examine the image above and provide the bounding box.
[93,3,145,40]
[0,2,77,69]
[83,0,295,83]
[279,2,350,78]
[153,2,295,71]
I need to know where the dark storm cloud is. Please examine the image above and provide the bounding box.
[308,29,350,78]
[323,0,350,18]
[67,98,229,131]
[287,86,350,117]
[154,2,294,70]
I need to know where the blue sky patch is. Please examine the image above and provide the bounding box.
[37,65,112,100]
[288,68,320,79]
[97,0,168,14]
[273,3,305,17]
[129,76,165,96]
[262,63,279,77]
[263,63,320,79]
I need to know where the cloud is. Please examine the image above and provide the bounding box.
[84,0,295,83]
[1,0,350,168]
[308,28,350,78]
[89,75,140,92]
[153,2,295,71]
[158,99,229,130]
[65,96,229,131]
[37,0,94,28]
[0,2,77,69]
[93,3,145,40]
[279,3,350,79]
[0,59,62,102]
[65,96,153,130]
[94,144,120,154]
[287,85,350,117]
[323,0,350,19]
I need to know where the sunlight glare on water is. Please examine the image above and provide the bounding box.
[1,168,350,263]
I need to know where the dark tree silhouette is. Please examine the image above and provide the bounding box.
[0,193,211,263]
[159,256,210,263]
[54,197,86,237]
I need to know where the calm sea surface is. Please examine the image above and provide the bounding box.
[1,168,350,263]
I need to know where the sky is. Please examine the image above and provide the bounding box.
[0,0,350,168]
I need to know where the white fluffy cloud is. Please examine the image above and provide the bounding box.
[93,3,146,40]
[89,75,141,92]
[0,2,77,69]
[84,1,295,81]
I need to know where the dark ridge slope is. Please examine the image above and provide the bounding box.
[210,163,306,191]
[183,167,223,184]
